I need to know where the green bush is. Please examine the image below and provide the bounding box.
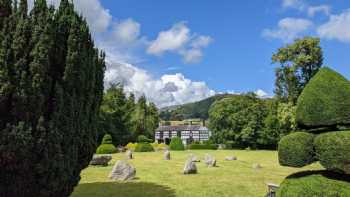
[134,143,154,152]
[137,135,152,143]
[314,131,350,174]
[101,134,113,144]
[277,170,350,197]
[188,143,217,150]
[96,144,118,154]
[96,134,117,154]
[296,67,350,128]
[169,137,185,151]
[278,132,315,167]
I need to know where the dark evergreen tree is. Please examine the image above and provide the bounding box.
[0,1,105,197]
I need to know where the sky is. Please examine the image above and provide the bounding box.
[31,0,350,107]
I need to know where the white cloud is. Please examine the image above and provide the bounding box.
[262,17,313,42]
[105,61,216,108]
[255,89,270,98]
[111,18,141,45]
[317,9,350,43]
[308,5,331,17]
[147,22,212,63]
[147,22,191,55]
[282,0,305,10]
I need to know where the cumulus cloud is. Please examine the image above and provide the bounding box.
[255,89,270,98]
[282,0,305,10]
[262,17,313,42]
[308,5,331,17]
[147,22,212,63]
[110,18,141,45]
[317,9,350,43]
[105,61,216,108]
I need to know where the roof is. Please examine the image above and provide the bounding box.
[156,125,209,132]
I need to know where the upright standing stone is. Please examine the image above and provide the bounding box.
[189,154,200,162]
[204,154,216,167]
[164,150,171,160]
[109,160,136,181]
[183,159,197,174]
[126,150,133,159]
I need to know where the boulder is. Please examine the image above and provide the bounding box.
[126,150,133,159]
[117,146,126,152]
[183,159,197,174]
[204,154,216,167]
[189,154,200,162]
[109,160,136,181]
[252,163,262,169]
[164,150,171,160]
[225,156,237,161]
[90,155,112,166]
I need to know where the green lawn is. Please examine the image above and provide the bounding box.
[71,150,322,197]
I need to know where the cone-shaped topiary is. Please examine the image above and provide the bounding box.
[278,132,315,167]
[169,137,185,150]
[0,1,105,196]
[296,67,350,129]
[314,131,350,174]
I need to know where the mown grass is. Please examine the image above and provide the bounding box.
[71,150,322,197]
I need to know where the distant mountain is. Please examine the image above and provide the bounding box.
[159,94,236,120]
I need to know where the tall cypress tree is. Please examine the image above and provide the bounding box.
[0,1,105,196]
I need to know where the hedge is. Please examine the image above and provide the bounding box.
[134,143,154,152]
[169,137,185,151]
[314,131,350,174]
[277,170,350,197]
[188,144,217,150]
[137,135,153,143]
[96,144,118,154]
[296,67,350,128]
[278,132,315,167]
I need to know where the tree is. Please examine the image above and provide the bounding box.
[0,1,105,197]
[273,37,323,104]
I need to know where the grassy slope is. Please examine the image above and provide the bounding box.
[71,150,322,197]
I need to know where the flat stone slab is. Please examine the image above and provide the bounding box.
[90,155,112,166]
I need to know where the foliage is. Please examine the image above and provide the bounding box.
[296,67,350,129]
[208,94,268,148]
[272,37,323,104]
[96,134,117,154]
[151,142,168,151]
[188,143,217,150]
[278,132,315,167]
[169,137,185,151]
[160,94,230,121]
[138,135,153,143]
[125,142,137,151]
[96,144,118,154]
[0,1,105,196]
[314,131,350,174]
[277,171,350,197]
[134,143,154,152]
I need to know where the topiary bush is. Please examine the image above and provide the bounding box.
[278,132,315,167]
[0,1,105,196]
[134,143,154,152]
[314,131,350,174]
[125,142,137,150]
[96,134,117,154]
[169,137,185,151]
[296,67,350,129]
[277,170,350,197]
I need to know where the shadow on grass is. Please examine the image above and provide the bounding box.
[286,170,350,182]
[71,182,176,197]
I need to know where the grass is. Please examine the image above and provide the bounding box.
[71,150,322,197]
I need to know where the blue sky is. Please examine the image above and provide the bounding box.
[34,0,350,107]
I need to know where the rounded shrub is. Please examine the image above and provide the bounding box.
[277,170,350,197]
[125,142,137,150]
[134,143,154,152]
[96,144,117,154]
[314,131,350,174]
[296,67,350,128]
[169,137,185,151]
[278,132,315,167]
[96,134,117,154]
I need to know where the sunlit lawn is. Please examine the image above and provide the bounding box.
[71,150,322,197]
